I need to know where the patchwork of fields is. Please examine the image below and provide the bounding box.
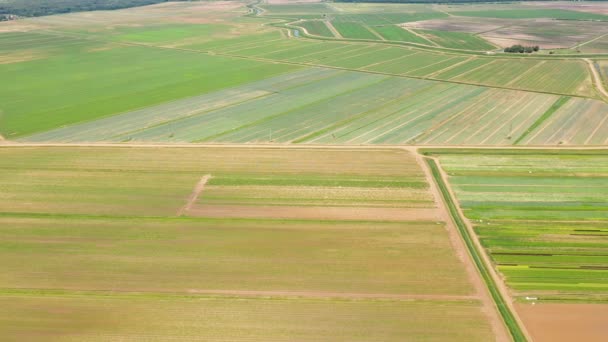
[0,146,500,341]
[435,150,608,302]
[21,68,606,146]
[2,1,608,340]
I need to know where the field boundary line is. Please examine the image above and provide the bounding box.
[184,289,478,300]
[32,29,598,100]
[0,287,479,302]
[425,56,475,78]
[177,175,211,216]
[414,150,511,342]
[423,155,530,342]
[584,58,608,100]
[514,96,570,145]
[448,59,498,80]
[505,61,546,87]
[403,27,438,46]
[573,32,608,49]
[365,25,386,41]
[2,143,608,151]
[325,20,343,39]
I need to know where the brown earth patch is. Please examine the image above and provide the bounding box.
[187,204,440,221]
[0,52,46,65]
[186,289,477,300]
[516,302,608,342]
[177,175,211,216]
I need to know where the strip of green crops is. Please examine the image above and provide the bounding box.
[513,96,570,144]
[426,158,527,342]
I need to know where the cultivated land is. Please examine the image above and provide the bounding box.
[426,149,608,342]
[1,1,607,145]
[2,1,608,341]
[0,146,502,341]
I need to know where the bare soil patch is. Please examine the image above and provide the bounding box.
[186,289,477,300]
[177,175,211,216]
[187,204,440,221]
[404,17,513,34]
[530,2,608,16]
[0,51,46,65]
[516,302,608,342]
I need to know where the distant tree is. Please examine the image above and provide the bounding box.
[504,44,540,54]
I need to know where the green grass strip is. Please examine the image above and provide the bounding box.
[425,158,527,342]
[513,96,570,145]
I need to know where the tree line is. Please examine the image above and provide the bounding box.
[504,45,540,53]
[0,0,176,19]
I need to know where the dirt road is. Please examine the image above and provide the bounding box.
[584,58,608,100]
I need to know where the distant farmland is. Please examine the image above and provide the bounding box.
[22,68,606,146]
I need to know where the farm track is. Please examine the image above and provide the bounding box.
[35,29,600,101]
[426,156,532,342]
[416,152,511,342]
[584,58,608,100]
[2,141,606,151]
[0,287,475,301]
[177,175,211,216]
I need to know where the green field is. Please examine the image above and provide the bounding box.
[297,20,334,37]
[0,31,297,138]
[332,22,378,40]
[434,150,608,301]
[21,67,607,146]
[0,146,495,341]
[416,29,496,51]
[373,25,434,45]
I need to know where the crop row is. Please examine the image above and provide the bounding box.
[436,151,608,302]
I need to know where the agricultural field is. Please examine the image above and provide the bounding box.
[415,29,497,51]
[295,20,334,37]
[1,1,603,143]
[22,67,606,146]
[373,25,434,45]
[2,1,608,340]
[429,149,608,341]
[0,146,500,341]
[332,21,378,40]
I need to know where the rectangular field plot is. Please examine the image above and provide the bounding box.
[0,146,430,217]
[452,59,591,96]
[0,295,493,342]
[0,216,471,295]
[296,20,335,37]
[437,151,608,301]
[374,25,435,45]
[415,29,496,51]
[520,98,608,145]
[0,146,495,341]
[333,22,378,40]
[23,68,580,146]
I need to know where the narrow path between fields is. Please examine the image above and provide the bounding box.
[2,142,607,151]
[425,154,532,342]
[325,20,342,38]
[415,151,511,342]
[185,289,479,301]
[177,175,211,216]
[584,58,608,100]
